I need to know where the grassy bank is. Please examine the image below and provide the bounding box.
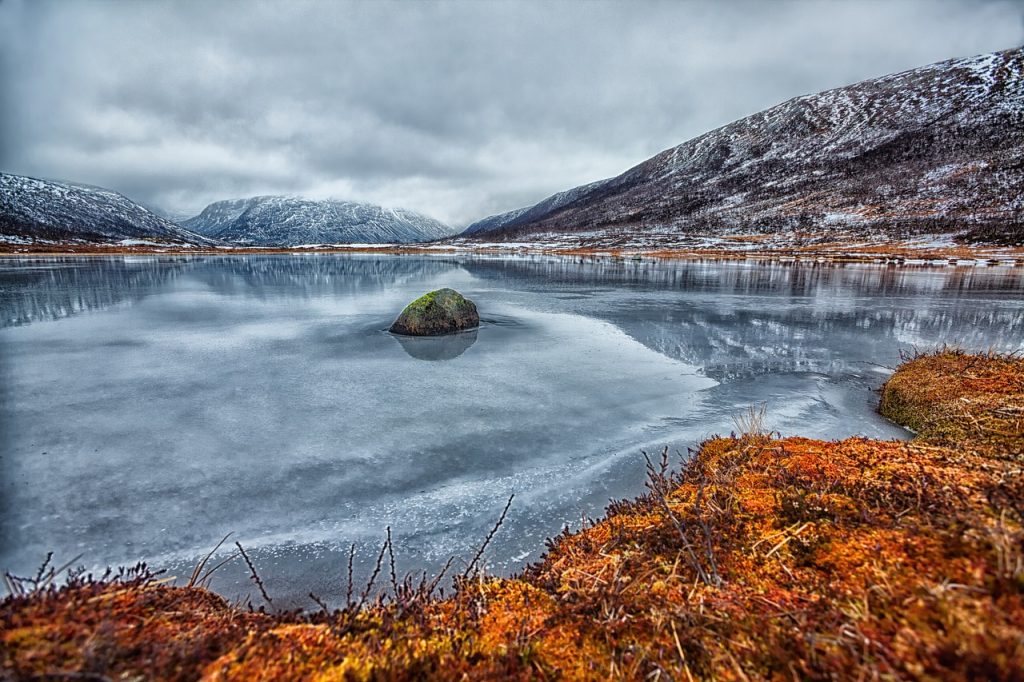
[3,351,1023,680]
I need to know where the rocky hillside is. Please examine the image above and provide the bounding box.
[0,173,214,246]
[464,48,1024,246]
[183,196,453,246]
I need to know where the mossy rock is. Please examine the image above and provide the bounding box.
[389,288,479,336]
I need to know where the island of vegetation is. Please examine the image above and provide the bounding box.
[2,348,1022,680]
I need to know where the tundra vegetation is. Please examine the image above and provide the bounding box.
[2,349,1023,680]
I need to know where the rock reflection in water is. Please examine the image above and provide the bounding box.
[392,328,478,361]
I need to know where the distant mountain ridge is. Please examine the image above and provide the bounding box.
[183,196,453,246]
[461,180,608,236]
[0,173,214,245]
[464,47,1024,245]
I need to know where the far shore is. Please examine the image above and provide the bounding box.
[3,238,1024,266]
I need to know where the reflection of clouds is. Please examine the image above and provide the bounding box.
[392,329,478,361]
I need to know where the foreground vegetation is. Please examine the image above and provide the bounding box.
[3,350,1023,680]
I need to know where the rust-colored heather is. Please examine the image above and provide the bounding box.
[3,351,1024,680]
[1,575,270,680]
[880,348,1024,456]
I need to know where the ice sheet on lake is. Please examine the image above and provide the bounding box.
[0,254,1021,607]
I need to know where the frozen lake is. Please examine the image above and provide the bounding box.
[1,254,1022,607]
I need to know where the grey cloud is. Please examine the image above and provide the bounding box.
[1,0,1021,226]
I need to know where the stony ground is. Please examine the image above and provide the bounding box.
[2,350,1023,680]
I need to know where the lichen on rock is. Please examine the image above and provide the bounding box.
[389,288,479,336]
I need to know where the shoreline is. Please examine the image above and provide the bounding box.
[2,241,1024,267]
[3,349,1022,679]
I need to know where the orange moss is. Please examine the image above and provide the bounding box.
[881,348,1024,455]
[1,579,270,680]
[4,352,1024,679]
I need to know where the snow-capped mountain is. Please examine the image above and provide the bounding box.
[183,196,453,245]
[0,173,215,245]
[464,47,1024,245]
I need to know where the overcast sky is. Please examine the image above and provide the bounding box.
[0,0,1021,226]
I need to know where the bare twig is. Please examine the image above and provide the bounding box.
[693,472,721,584]
[234,541,273,608]
[646,451,711,585]
[33,552,53,586]
[345,542,356,608]
[426,555,456,596]
[386,526,398,598]
[462,494,515,579]
[644,448,721,587]
[309,591,329,614]
[41,554,84,590]
[357,538,389,610]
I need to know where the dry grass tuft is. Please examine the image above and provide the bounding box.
[733,402,770,439]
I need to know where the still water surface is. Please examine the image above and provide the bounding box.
[1,255,1021,606]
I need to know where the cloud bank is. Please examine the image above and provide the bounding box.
[1,0,1021,225]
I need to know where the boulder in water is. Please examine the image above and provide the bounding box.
[389,288,479,336]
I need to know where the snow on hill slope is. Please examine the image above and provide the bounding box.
[183,196,454,246]
[0,173,215,245]
[461,180,608,236]
[464,47,1024,246]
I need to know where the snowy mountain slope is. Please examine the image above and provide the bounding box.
[461,180,609,236]
[183,196,454,245]
[464,47,1024,245]
[181,198,261,237]
[0,173,215,245]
